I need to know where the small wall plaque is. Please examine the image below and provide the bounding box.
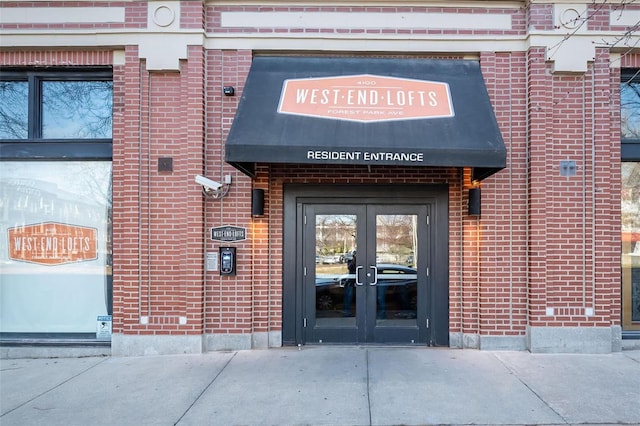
[158,157,173,172]
[211,225,247,242]
[560,160,576,176]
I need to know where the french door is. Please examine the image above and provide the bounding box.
[303,203,431,344]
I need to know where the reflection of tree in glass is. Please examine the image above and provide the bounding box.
[622,163,640,232]
[316,215,356,256]
[42,81,113,139]
[0,81,29,139]
[76,163,112,208]
[377,215,416,262]
[620,76,640,139]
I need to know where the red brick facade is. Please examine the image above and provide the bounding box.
[1,0,635,354]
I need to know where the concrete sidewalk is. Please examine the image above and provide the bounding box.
[1,347,639,426]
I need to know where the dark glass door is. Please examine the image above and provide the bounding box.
[303,204,430,344]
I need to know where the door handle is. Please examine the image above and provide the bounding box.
[369,266,378,286]
[355,266,364,286]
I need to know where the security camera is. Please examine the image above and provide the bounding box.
[195,175,223,191]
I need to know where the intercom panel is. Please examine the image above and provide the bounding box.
[220,246,236,275]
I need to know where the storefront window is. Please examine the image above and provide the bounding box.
[0,70,112,338]
[622,162,640,331]
[0,162,112,334]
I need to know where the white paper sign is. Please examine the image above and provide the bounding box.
[96,315,112,340]
[206,252,219,271]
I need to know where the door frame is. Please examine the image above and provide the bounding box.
[282,184,449,346]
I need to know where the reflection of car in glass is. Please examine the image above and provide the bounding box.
[339,252,355,264]
[315,264,417,316]
[321,255,341,264]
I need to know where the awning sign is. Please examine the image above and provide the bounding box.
[211,225,247,242]
[278,74,453,123]
[225,57,507,181]
[8,222,98,266]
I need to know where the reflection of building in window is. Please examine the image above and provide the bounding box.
[5,178,105,222]
[0,163,112,267]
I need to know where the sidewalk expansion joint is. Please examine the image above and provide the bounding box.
[366,348,373,426]
[173,351,238,426]
[0,357,109,419]
[493,353,569,425]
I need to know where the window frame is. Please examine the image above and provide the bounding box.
[0,68,114,339]
[621,69,640,336]
[0,68,113,160]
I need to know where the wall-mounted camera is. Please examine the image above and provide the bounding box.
[195,175,222,191]
[195,174,232,199]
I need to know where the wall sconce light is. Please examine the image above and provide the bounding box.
[468,187,481,216]
[223,86,235,96]
[252,189,265,217]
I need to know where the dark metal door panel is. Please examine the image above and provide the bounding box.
[303,204,366,344]
[282,184,449,347]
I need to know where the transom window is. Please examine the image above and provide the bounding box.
[621,72,640,140]
[0,69,113,160]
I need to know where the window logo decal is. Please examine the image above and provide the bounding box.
[8,222,98,266]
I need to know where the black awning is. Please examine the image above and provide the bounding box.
[225,57,506,181]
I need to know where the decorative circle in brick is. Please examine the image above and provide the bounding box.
[560,8,582,29]
[153,5,175,27]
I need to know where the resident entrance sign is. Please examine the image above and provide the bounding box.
[277,74,454,123]
[225,57,507,181]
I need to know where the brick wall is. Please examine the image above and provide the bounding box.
[0,0,627,348]
[523,47,621,329]
[475,52,529,337]
[202,49,254,335]
[113,46,206,336]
